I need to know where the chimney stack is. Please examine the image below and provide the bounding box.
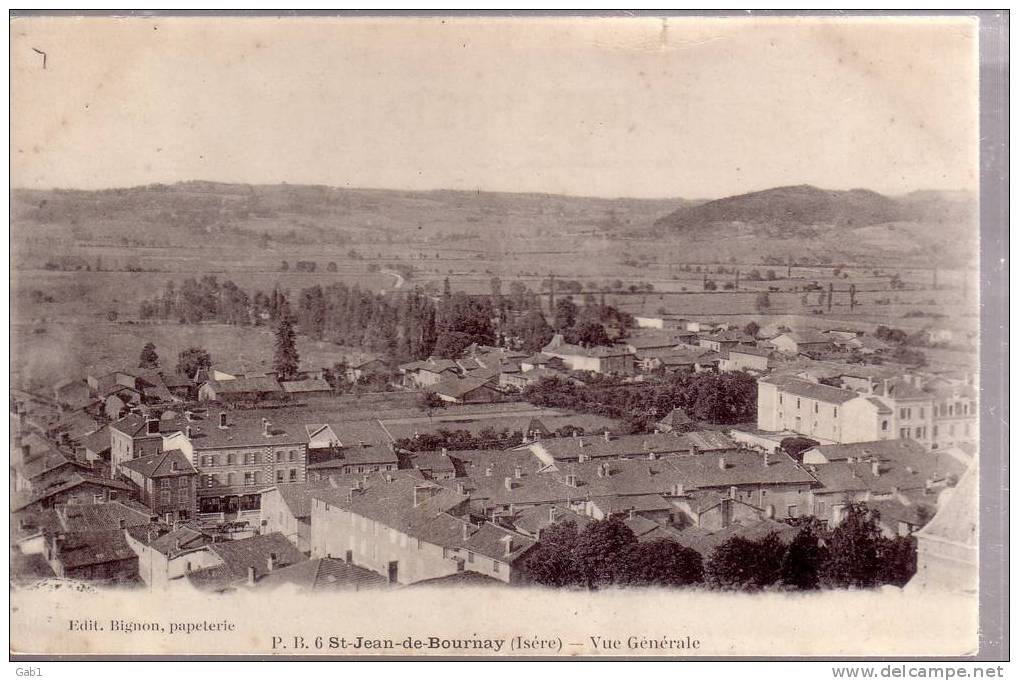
[219,412,228,429]
[501,535,514,556]
[455,482,466,495]
[718,456,727,470]
[604,431,611,443]
[485,466,493,478]
[267,554,276,573]
[514,465,522,479]
[185,425,193,439]
[462,522,471,541]
[597,464,606,478]
[118,518,126,529]
[763,452,770,467]
[871,461,881,477]
[549,506,558,523]
[247,566,256,586]
[441,448,448,457]
[146,418,160,435]
[504,476,513,491]
[263,420,271,437]
[729,485,737,499]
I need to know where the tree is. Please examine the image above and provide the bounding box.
[878,535,918,587]
[327,261,338,272]
[176,346,211,380]
[820,503,885,589]
[273,316,300,381]
[417,391,446,412]
[572,517,637,589]
[704,532,787,590]
[686,371,758,423]
[138,342,159,369]
[743,321,761,338]
[513,310,554,353]
[781,523,827,589]
[524,521,584,588]
[564,321,612,348]
[553,298,578,331]
[620,539,703,587]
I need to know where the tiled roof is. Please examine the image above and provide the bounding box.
[54,530,138,569]
[759,375,859,405]
[125,523,212,556]
[728,345,773,358]
[13,474,133,511]
[281,378,333,393]
[409,450,458,473]
[512,503,593,536]
[461,522,536,563]
[623,514,662,537]
[21,450,88,481]
[50,501,155,532]
[77,427,112,454]
[273,481,336,518]
[120,449,197,478]
[807,447,966,495]
[590,493,674,515]
[533,430,736,462]
[186,533,306,591]
[183,413,309,449]
[255,557,389,591]
[806,439,927,463]
[305,443,397,469]
[410,571,506,588]
[673,519,799,557]
[433,376,500,399]
[205,375,283,395]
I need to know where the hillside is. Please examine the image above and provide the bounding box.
[649,184,978,266]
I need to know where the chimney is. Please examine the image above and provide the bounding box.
[549,506,558,523]
[729,485,737,499]
[504,476,513,491]
[648,452,656,461]
[671,482,685,496]
[485,466,493,477]
[718,456,727,470]
[924,478,934,494]
[146,418,159,435]
[358,440,365,448]
[219,412,228,429]
[597,464,606,478]
[441,448,448,457]
[118,518,126,529]
[501,535,514,556]
[185,426,193,439]
[462,523,471,541]
[185,410,194,421]
[514,465,522,479]
[628,508,635,519]
[642,439,650,452]
[603,431,611,443]
[763,452,770,467]
[577,437,585,448]
[565,474,577,487]
[871,461,881,477]
[267,553,277,573]
[174,539,181,552]
[247,566,256,586]
[263,420,272,437]
[455,482,466,495]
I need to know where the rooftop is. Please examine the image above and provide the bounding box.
[254,557,389,591]
[120,449,197,479]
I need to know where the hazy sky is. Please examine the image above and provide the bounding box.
[10,16,979,199]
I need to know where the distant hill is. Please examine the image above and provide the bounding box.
[654,185,910,231]
[649,184,978,265]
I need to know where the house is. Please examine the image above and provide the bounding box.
[119,449,199,523]
[397,358,460,388]
[124,523,213,588]
[280,378,334,398]
[641,348,720,373]
[183,532,307,592]
[198,375,284,403]
[624,331,695,355]
[518,353,566,372]
[308,475,473,585]
[406,450,459,481]
[672,518,800,559]
[12,473,133,513]
[304,442,399,481]
[698,329,755,352]
[719,346,773,373]
[77,426,111,464]
[528,430,736,466]
[109,412,186,476]
[252,556,389,592]
[802,440,966,528]
[160,412,310,518]
[584,494,675,524]
[14,448,91,494]
[43,529,139,584]
[512,503,593,540]
[672,489,767,530]
[432,376,504,404]
[259,481,335,553]
[345,356,390,383]
[756,375,862,443]
[541,335,635,375]
[907,463,977,592]
[769,330,834,356]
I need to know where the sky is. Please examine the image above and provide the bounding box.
[10,16,979,199]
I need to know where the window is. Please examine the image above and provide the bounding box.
[933,425,939,436]
[492,560,501,574]
[178,476,188,489]
[161,479,171,489]
[227,453,236,465]
[881,420,888,431]
[289,469,298,482]
[796,398,801,409]
[468,551,475,563]
[160,491,171,505]
[915,427,923,438]
[244,452,254,465]
[900,408,907,419]
[949,424,956,435]
[787,505,798,518]
[948,405,954,416]
[833,407,838,418]
[899,428,908,439]
[276,470,284,483]
[254,471,262,485]
[276,451,283,463]
[919,408,925,419]
[244,472,254,486]
[288,450,296,462]
[814,403,818,414]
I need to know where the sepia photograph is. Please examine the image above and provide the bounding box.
[7,12,1006,662]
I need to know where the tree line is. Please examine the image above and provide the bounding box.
[525,503,917,591]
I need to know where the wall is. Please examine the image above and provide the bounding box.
[259,488,308,552]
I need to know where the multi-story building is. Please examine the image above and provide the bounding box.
[119,449,199,523]
[161,412,309,516]
[541,335,635,375]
